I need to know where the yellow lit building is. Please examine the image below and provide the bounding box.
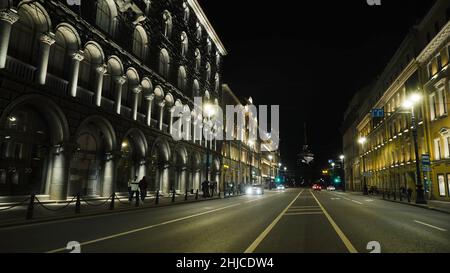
[343,0,450,202]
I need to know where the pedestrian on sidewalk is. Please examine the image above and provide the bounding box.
[210,181,215,197]
[139,176,148,201]
[130,176,140,203]
[407,187,413,202]
[128,176,137,201]
[202,181,209,198]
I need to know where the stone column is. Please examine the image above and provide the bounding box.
[0,9,19,69]
[180,168,187,194]
[114,75,127,114]
[193,121,197,143]
[184,116,191,141]
[36,32,56,85]
[168,108,175,135]
[158,101,166,131]
[69,50,84,97]
[102,152,115,197]
[161,164,169,194]
[145,94,155,126]
[49,144,74,201]
[131,85,142,121]
[94,64,107,107]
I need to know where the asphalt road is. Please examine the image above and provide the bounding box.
[0,188,449,253]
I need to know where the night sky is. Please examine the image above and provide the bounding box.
[200,0,436,174]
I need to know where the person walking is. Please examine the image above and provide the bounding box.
[130,176,139,203]
[128,176,137,201]
[139,176,148,201]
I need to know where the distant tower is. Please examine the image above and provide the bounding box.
[298,123,314,165]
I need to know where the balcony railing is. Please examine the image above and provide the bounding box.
[77,87,94,104]
[46,74,68,96]
[4,56,36,82]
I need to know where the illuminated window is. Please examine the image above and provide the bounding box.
[430,93,437,120]
[159,49,170,78]
[435,138,442,160]
[96,0,113,35]
[438,174,446,197]
[132,26,148,60]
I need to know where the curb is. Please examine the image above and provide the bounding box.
[380,197,450,215]
[0,193,244,229]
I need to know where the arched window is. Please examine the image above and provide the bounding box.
[79,42,104,90]
[183,1,190,22]
[96,0,116,36]
[215,52,221,66]
[206,38,212,55]
[163,10,173,38]
[133,25,148,60]
[159,48,170,79]
[9,3,50,65]
[194,48,201,72]
[205,62,211,83]
[48,25,80,79]
[181,31,188,57]
[195,21,202,40]
[192,79,200,97]
[214,73,220,92]
[178,66,187,90]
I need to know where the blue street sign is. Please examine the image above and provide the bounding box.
[422,154,431,166]
[372,109,385,118]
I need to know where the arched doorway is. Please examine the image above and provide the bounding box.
[116,129,147,193]
[188,152,201,192]
[0,95,69,199]
[172,146,187,193]
[150,138,170,194]
[68,116,116,197]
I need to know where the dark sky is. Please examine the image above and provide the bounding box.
[200,0,436,173]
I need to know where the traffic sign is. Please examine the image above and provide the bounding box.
[422,154,430,166]
[372,109,385,118]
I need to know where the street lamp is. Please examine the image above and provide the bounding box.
[340,155,345,192]
[402,93,427,204]
[268,154,273,189]
[358,137,368,195]
[203,101,216,193]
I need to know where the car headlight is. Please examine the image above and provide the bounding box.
[256,189,262,194]
[246,188,253,195]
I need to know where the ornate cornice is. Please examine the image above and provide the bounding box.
[0,9,19,25]
[417,21,450,64]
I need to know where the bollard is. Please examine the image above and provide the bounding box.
[185,189,188,201]
[75,193,81,214]
[135,192,139,207]
[195,189,199,200]
[110,193,115,210]
[407,194,411,203]
[382,191,385,199]
[155,190,160,205]
[26,194,36,220]
[387,192,391,199]
[399,192,403,202]
[393,192,396,201]
[172,190,176,203]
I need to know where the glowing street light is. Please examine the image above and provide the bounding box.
[358,136,368,195]
[358,137,367,145]
[403,92,426,204]
[339,155,345,160]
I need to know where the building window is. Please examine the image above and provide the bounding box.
[163,10,173,38]
[183,1,190,22]
[435,138,442,160]
[445,136,450,159]
[438,88,447,116]
[438,174,446,197]
[177,66,187,90]
[132,26,148,60]
[196,22,202,40]
[205,62,211,82]
[181,32,188,57]
[430,93,437,121]
[48,31,68,79]
[194,49,201,72]
[159,49,170,79]
[96,0,114,35]
[437,54,442,71]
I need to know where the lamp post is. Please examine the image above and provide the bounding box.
[358,137,368,195]
[203,101,216,192]
[340,155,345,191]
[268,154,273,189]
[403,93,427,204]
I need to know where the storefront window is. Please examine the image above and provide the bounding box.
[438,174,446,197]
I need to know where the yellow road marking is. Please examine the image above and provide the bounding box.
[244,190,304,253]
[284,212,324,216]
[311,190,358,253]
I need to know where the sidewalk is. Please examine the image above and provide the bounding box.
[346,191,450,214]
[0,191,240,228]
